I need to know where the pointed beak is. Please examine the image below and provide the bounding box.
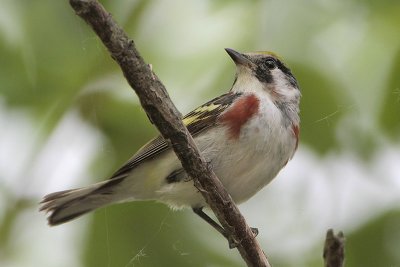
[225,48,253,67]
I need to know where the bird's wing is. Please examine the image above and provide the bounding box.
[109,92,242,179]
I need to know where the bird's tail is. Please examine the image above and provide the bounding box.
[40,178,126,226]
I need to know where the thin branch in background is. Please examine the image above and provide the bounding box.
[68,0,270,266]
[323,229,345,267]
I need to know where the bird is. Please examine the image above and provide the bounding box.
[40,48,301,243]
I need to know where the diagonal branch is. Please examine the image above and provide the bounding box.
[68,0,271,266]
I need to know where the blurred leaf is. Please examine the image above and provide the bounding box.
[121,0,155,34]
[0,197,31,254]
[84,202,240,267]
[379,48,400,140]
[77,90,157,168]
[294,63,345,154]
[346,211,400,267]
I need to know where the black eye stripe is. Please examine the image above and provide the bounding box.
[251,56,299,88]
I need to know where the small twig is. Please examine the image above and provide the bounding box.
[68,0,270,266]
[323,229,345,267]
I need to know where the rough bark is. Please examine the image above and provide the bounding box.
[324,229,345,267]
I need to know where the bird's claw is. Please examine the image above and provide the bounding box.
[251,227,259,237]
[228,236,240,249]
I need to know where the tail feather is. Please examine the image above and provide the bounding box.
[40,178,125,226]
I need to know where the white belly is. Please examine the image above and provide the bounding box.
[212,110,296,203]
[153,101,297,209]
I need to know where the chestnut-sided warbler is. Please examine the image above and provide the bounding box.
[40,48,301,239]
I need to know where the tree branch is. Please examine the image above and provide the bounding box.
[68,0,270,266]
[323,229,345,267]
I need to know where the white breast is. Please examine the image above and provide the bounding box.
[209,94,297,204]
[152,94,297,209]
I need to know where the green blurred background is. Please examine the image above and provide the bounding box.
[1,0,400,266]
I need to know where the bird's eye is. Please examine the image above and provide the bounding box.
[265,59,276,70]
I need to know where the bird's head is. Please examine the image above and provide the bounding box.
[225,48,300,108]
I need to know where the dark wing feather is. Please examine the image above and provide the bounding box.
[110,136,168,179]
[109,92,242,179]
